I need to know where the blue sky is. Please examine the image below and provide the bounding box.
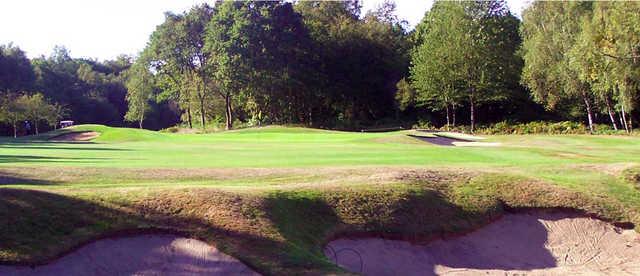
[0,0,530,61]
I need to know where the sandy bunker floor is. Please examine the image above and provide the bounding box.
[0,234,257,276]
[408,135,500,147]
[49,131,99,142]
[326,211,640,275]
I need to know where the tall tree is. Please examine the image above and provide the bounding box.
[411,1,518,132]
[0,44,35,93]
[146,4,214,130]
[296,0,409,128]
[19,93,58,135]
[205,1,254,130]
[521,2,597,132]
[0,93,26,138]
[124,59,154,129]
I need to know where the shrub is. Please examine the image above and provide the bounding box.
[432,121,630,135]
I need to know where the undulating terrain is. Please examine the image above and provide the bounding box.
[1,125,640,274]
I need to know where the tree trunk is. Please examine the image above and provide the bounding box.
[187,105,193,129]
[225,94,233,130]
[452,104,456,127]
[199,96,206,130]
[604,97,617,130]
[581,91,594,133]
[13,122,17,138]
[35,120,39,135]
[139,113,144,129]
[445,104,450,130]
[621,105,630,133]
[469,92,475,133]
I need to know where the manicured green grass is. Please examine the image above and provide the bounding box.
[1,124,639,274]
[2,125,638,169]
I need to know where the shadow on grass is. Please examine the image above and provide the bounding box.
[0,145,129,151]
[0,184,571,274]
[0,155,114,164]
[263,191,340,270]
[0,171,59,185]
[265,188,557,274]
[0,188,288,274]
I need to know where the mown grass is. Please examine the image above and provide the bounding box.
[1,125,640,274]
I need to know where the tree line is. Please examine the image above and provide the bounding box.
[127,0,408,130]
[1,0,639,136]
[406,1,639,133]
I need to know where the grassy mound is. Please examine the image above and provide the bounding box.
[6,124,167,143]
[1,170,638,274]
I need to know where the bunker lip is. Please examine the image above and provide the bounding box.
[324,209,640,275]
[322,206,635,251]
[49,131,99,142]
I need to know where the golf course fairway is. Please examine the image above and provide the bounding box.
[1,125,640,275]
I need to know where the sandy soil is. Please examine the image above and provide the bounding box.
[325,211,640,275]
[0,234,258,276]
[50,131,99,142]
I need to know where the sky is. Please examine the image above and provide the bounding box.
[0,0,531,61]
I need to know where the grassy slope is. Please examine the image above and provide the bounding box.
[1,125,640,274]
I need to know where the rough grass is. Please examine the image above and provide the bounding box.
[623,166,640,190]
[1,125,640,274]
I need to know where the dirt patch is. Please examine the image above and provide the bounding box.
[50,131,99,142]
[0,234,257,275]
[325,211,640,275]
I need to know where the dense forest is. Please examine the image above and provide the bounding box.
[1,0,638,136]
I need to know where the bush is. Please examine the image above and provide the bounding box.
[159,126,180,133]
[421,121,631,135]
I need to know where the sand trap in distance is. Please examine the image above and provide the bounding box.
[49,131,99,142]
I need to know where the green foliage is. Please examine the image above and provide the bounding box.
[2,1,639,134]
[479,121,590,135]
[0,93,63,137]
[0,43,35,93]
[124,61,154,129]
[410,1,521,131]
[394,78,415,111]
[145,4,214,130]
[518,2,640,132]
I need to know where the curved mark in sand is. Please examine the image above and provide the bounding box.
[0,234,258,276]
[326,211,640,275]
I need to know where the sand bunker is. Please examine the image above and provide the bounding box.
[50,131,99,142]
[325,211,640,275]
[451,141,501,147]
[409,135,500,147]
[0,234,257,276]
